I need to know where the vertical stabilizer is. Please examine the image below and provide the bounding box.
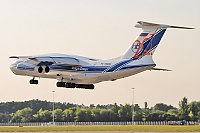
[122,21,193,60]
[122,21,167,59]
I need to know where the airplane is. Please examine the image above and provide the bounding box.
[9,21,194,89]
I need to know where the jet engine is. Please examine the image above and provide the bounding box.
[36,66,50,73]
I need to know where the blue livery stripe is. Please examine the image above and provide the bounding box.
[105,59,132,72]
[50,63,155,73]
[17,66,34,71]
[120,64,156,70]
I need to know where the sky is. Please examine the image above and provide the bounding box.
[0,0,200,108]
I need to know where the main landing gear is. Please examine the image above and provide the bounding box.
[29,78,94,89]
[56,82,94,89]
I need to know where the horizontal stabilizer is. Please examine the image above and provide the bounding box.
[135,21,194,29]
[151,68,172,71]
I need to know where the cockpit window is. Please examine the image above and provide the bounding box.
[12,60,24,66]
[25,60,37,64]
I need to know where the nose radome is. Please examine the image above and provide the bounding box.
[9,64,16,74]
[9,62,18,73]
[9,64,14,70]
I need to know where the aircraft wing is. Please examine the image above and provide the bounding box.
[151,68,172,71]
[10,56,81,66]
[29,57,81,66]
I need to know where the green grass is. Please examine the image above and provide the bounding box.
[0,125,199,132]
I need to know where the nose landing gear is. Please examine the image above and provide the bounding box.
[30,78,38,84]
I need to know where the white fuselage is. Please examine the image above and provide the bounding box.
[10,54,155,84]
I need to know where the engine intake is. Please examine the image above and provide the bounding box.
[37,66,50,73]
[38,66,43,73]
[45,66,50,73]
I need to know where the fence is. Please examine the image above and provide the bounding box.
[0,121,199,126]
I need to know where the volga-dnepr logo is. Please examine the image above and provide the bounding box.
[131,33,154,59]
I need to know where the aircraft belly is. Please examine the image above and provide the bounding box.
[59,66,154,84]
[61,72,102,84]
[54,70,75,76]
[25,71,56,79]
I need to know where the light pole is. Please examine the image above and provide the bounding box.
[52,91,55,125]
[131,88,135,124]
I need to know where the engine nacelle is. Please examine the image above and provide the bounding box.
[35,66,50,73]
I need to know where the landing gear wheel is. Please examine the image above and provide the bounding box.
[56,82,94,89]
[56,82,66,87]
[85,84,94,89]
[75,84,94,89]
[71,83,76,88]
[65,83,75,88]
[75,84,85,88]
[30,79,38,84]
[65,83,70,88]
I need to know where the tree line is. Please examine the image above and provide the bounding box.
[0,97,199,123]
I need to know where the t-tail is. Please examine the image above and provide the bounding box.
[122,21,194,60]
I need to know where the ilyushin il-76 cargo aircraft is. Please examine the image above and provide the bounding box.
[9,21,193,89]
